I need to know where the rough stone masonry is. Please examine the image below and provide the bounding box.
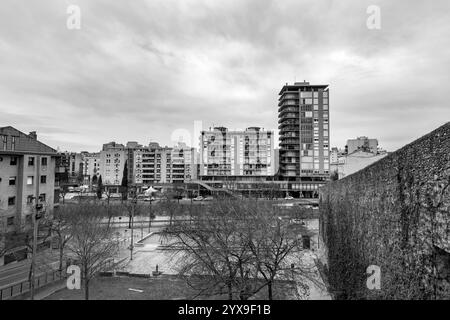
[320,122,450,299]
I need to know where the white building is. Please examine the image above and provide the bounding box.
[331,150,388,179]
[200,127,275,177]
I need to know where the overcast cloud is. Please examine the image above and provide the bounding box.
[0,0,449,152]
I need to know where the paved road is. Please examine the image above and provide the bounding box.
[0,223,165,290]
[0,259,60,288]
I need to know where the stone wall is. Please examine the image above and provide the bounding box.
[319,122,450,299]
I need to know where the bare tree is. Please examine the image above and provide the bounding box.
[50,206,73,271]
[162,199,322,300]
[245,204,313,299]
[162,199,255,299]
[159,191,183,226]
[65,203,120,300]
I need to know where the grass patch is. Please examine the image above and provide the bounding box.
[45,275,298,300]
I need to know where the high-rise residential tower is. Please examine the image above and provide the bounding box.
[278,81,330,186]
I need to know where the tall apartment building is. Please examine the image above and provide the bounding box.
[278,81,330,182]
[0,127,57,266]
[199,127,275,177]
[346,136,378,154]
[99,142,127,187]
[81,152,101,184]
[131,142,196,185]
[132,143,171,185]
[172,142,197,183]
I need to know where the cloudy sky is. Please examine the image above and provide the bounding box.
[0,0,449,152]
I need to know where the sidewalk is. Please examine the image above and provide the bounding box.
[24,279,67,300]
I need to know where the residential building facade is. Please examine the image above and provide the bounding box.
[346,136,378,154]
[99,142,127,187]
[277,81,330,197]
[0,127,57,266]
[199,127,275,177]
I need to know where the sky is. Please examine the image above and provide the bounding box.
[0,0,449,152]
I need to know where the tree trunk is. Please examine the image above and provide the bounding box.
[268,281,273,300]
[59,241,64,271]
[84,266,89,300]
[227,281,233,300]
[84,280,89,300]
[148,203,152,233]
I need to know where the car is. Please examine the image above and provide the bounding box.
[193,196,204,201]
[137,195,152,201]
[203,196,214,201]
[284,196,294,200]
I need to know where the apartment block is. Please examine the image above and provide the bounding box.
[346,136,378,154]
[278,81,330,178]
[130,142,196,185]
[172,142,197,183]
[199,127,275,178]
[99,142,127,187]
[0,127,57,266]
[81,152,101,184]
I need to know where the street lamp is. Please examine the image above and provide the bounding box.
[129,186,138,261]
[30,196,44,300]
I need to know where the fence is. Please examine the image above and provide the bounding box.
[0,259,115,300]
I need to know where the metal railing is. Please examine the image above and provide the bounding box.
[0,269,66,301]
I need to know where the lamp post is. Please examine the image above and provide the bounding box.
[129,186,137,261]
[30,197,44,300]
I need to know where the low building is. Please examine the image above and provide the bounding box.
[331,150,388,179]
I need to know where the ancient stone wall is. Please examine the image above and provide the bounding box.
[320,122,450,299]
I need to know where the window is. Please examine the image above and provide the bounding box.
[8,197,15,206]
[39,193,46,202]
[41,157,48,166]
[40,175,47,184]
[11,136,17,151]
[28,157,35,166]
[300,92,313,98]
[1,135,7,150]
[27,195,34,204]
[7,217,15,226]
[10,156,17,165]
[27,176,34,185]
[8,177,16,186]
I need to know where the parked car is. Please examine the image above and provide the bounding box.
[203,196,214,201]
[284,196,294,200]
[193,196,204,201]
